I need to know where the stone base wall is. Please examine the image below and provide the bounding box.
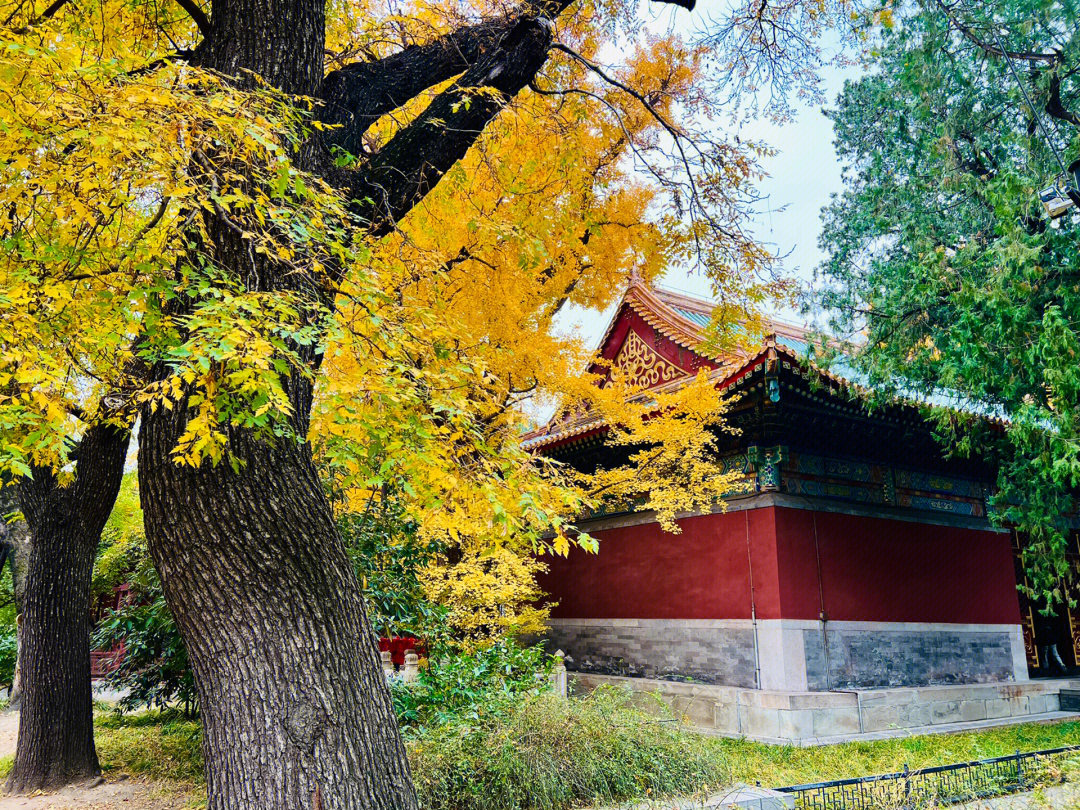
[546,619,1028,691]
[544,618,757,687]
[803,624,1019,690]
[570,673,1080,745]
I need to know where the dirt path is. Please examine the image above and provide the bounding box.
[0,778,196,810]
[0,712,199,810]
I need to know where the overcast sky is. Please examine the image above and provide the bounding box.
[662,62,855,315]
[554,45,861,349]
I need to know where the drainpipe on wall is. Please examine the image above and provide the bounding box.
[745,511,762,690]
[812,511,832,692]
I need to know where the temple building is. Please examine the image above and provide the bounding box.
[525,279,1080,743]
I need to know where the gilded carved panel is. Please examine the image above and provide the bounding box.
[613,330,684,389]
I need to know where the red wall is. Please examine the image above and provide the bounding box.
[542,506,1022,625]
[773,508,1022,625]
[543,510,774,620]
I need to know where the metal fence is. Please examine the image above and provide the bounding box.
[773,745,1080,809]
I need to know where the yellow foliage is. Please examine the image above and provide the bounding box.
[418,545,551,647]
[3,0,795,645]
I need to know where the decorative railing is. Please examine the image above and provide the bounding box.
[774,745,1080,809]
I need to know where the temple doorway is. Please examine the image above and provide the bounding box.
[1014,531,1080,676]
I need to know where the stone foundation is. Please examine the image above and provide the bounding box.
[571,673,1080,745]
[545,618,757,687]
[546,619,1028,691]
[803,623,1019,689]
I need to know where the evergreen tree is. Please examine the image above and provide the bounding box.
[819,0,1080,602]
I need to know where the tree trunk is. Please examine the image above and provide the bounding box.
[139,411,417,810]
[6,424,130,793]
[136,2,419,807]
[0,482,29,709]
[140,0,563,804]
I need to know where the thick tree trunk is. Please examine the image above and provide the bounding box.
[139,411,417,810]
[6,522,99,792]
[141,0,559,805]
[6,425,129,793]
[138,2,418,807]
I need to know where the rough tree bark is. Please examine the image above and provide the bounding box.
[6,423,130,793]
[139,3,420,809]
[140,418,416,810]
[135,0,613,808]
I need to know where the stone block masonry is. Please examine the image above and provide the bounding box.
[803,624,1019,690]
[570,673,1080,746]
[545,618,1027,692]
[545,618,758,687]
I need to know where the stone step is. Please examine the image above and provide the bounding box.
[695,710,1080,747]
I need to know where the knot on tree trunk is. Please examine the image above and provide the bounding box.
[285,698,331,756]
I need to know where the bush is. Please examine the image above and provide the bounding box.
[94,569,196,717]
[339,508,449,642]
[0,631,15,686]
[408,687,730,810]
[393,641,553,734]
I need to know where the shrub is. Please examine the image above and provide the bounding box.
[339,508,449,642]
[0,631,15,686]
[94,568,196,717]
[393,641,553,734]
[408,686,730,810]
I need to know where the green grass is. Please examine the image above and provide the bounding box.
[0,710,206,784]
[712,719,1080,786]
[4,694,1080,810]
[94,709,204,783]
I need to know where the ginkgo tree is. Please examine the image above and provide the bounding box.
[312,32,774,648]
[2,0,853,805]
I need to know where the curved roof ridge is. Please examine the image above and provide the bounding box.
[624,280,714,355]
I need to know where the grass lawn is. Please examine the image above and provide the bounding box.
[713,719,1080,786]
[0,710,204,784]
[1,706,1079,808]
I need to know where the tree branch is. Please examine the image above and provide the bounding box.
[1045,69,1080,128]
[175,0,211,41]
[320,17,512,156]
[341,15,557,236]
[932,0,1061,65]
[7,0,70,34]
[320,0,694,155]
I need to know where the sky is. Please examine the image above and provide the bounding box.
[662,63,856,317]
[555,33,863,350]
